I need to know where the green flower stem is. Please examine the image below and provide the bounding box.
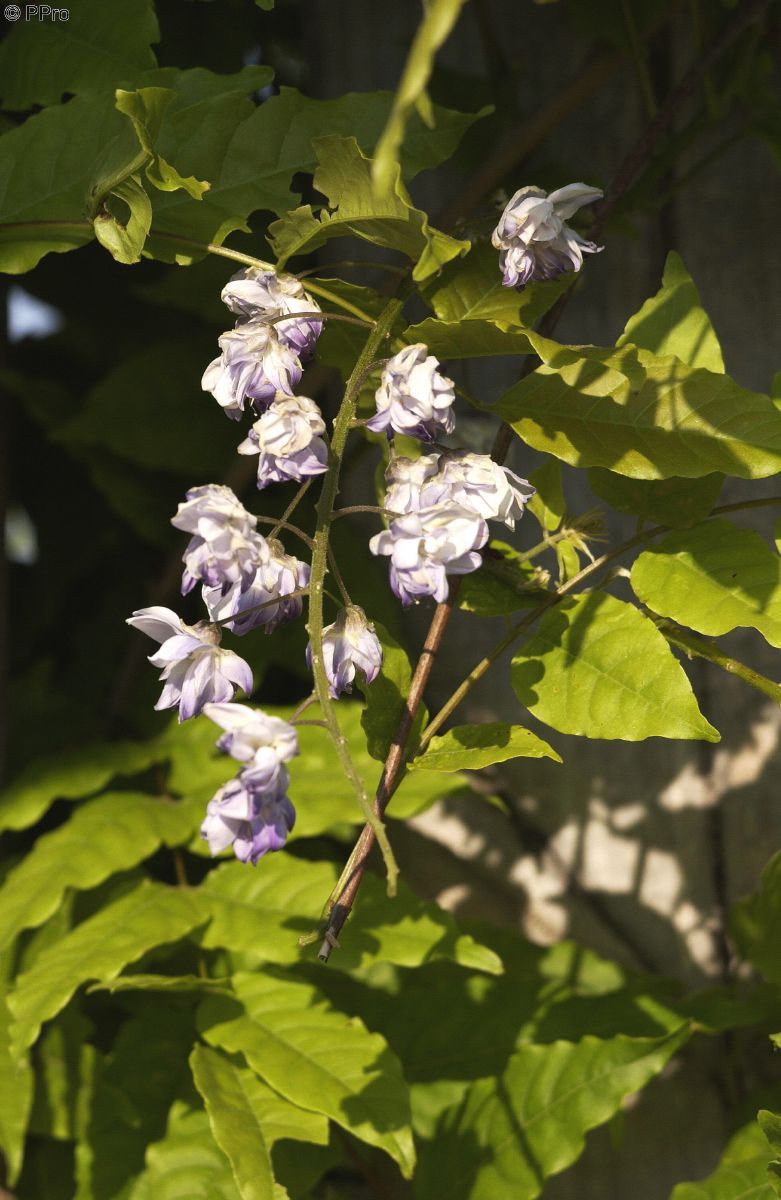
[417,495,781,752]
[654,621,781,705]
[307,291,407,896]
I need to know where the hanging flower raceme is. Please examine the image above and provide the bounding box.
[221,268,323,361]
[203,701,299,766]
[204,538,310,634]
[369,503,489,606]
[171,483,267,596]
[126,608,253,721]
[200,701,298,864]
[238,395,329,488]
[427,451,535,529]
[491,183,603,288]
[367,344,456,442]
[201,320,303,420]
[307,606,383,698]
[200,771,296,865]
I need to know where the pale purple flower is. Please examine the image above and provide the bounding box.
[369,503,488,606]
[491,183,603,288]
[200,771,295,865]
[427,451,535,529]
[171,484,266,595]
[201,320,303,420]
[383,453,441,514]
[126,607,252,721]
[221,269,323,361]
[203,701,299,765]
[306,606,383,698]
[238,396,328,489]
[204,539,310,635]
[367,344,455,442]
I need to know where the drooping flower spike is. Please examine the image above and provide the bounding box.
[369,503,489,606]
[126,607,253,721]
[237,395,329,489]
[385,451,535,529]
[221,268,323,361]
[307,606,383,698]
[200,770,296,865]
[204,538,311,635]
[172,483,266,596]
[491,182,603,288]
[367,344,455,442]
[201,320,303,419]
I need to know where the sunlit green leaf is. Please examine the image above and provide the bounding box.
[0,792,197,953]
[0,994,32,1184]
[411,722,561,771]
[190,1045,279,1200]
[199,971,415,1177]
[618,251,725,373]
[670,1119,776,1199]
[496,334,781,480]
[128,1102,241,1200]
[631,519,781,648]
[199,855,502,974]
[511,593,720,742]
[9,881,208,1052]
[268,136,468,281]
[731,852,781,987]
[416,1027,689,1200]
[358,622,425,761]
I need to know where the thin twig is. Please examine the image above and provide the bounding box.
[264,309,373,330]
[253,515,315,550]
[212,586,310,628]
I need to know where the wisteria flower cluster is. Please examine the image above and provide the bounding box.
[127,182,599,867]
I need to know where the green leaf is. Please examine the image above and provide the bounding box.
[425,243,569,327]
[268,136,469,281]
[0,792,197,952]
[403,316,533,359]
[190,1045,279,1200]
[416,1028,689,1200]
[75,1002,199,1200]
[0,995,32,1185]
[631,519,781,648]
[618,251,725,373]
[411,722,561,771]
[90,974,232,996]
[198,971,415,1177]
[528,459,566,532]
[759,1110,781,1196]
[589,469,722,529]
[731,852,781,987]
[670,1120,776,1199]
[29,1009,91,1142]
[495,335,781,480]
[358,622,424,761]
[457,541,549,616]
[115,87,210,199]
[128,1103,241,1200]
[511,593,720,742]
[8,881,208,1052]
[0,0,159,109]
[199,855,503,975]
[92,173,153,264]
[0,738,164,832]
[371,0,468,194]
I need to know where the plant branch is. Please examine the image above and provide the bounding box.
[656,621,781,705]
